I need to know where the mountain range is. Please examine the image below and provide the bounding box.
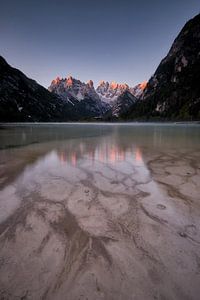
[0,13,200,122]
[48,77,143,117]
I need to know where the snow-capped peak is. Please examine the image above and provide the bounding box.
[96,80,130,103]
[49,76,101,104]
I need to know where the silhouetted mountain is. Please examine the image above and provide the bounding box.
[122,14,200,120]
[0,56,77,122]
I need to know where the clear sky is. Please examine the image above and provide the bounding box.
[0,0,199,88]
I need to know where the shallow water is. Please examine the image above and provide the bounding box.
[0,123,200,300]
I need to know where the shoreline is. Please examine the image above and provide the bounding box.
[1,121,200,127]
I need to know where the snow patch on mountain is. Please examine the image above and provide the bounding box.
[96,80,147,103]
[48,76,110,117]
[48,76,147,118]
[96,81,129,103]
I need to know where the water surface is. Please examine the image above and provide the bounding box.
[0,123,200,300]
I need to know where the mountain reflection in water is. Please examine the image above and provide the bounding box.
[57,141,143,167]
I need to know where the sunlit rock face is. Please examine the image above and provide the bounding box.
[0,56,78,122]
[123,13,200,120]
[49,77,144,119]
[87,79,94,88]
[96,80,139,117]
[49,76,97,101]
[97,80,131,103]
[96,80,147,104]
[0,53,146,121]
[130,81,147,98]
[0,53,147,121]
[49,76,110,118]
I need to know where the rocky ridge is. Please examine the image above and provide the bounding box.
[123,13,200,120]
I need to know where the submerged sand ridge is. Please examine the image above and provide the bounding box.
[0,124,200,300]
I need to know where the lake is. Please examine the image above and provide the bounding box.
[0,123,200,300]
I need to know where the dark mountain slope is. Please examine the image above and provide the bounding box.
[123,13,200,120]
[0,56,77,122]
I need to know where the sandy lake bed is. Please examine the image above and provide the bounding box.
[0,123,200,300]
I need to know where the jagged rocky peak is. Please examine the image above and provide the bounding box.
[66,75,74,86]
[97,80,129,91]
[48,75,110,118]
[87,80,94,88]
[111,81,129,90]
[51,76,61,85]
[97,80,109,92]
[139,81,147,90]
[130,81,147,98]
[49,75,98,101]
[50,75,94,90]
[99,80,106,85]
[96,79,147,102]
[109,81,119,90]
[99,80,109,86]
[96,80,130,103]
[48,74,148,118]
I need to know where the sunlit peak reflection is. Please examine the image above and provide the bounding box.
[91,144,127,164]
[71,153,77,166]
[135,148,143,163]
[56,140,143,167]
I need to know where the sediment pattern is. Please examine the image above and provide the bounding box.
[0,133,200,300]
